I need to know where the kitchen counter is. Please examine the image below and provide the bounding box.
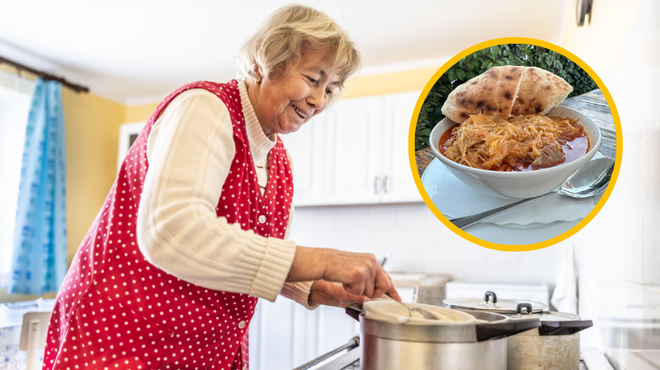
[0,299,55,369]
[296,337,616,370]
[311,347,603,370]
[415,89,616,177]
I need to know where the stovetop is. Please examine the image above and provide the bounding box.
[314,348,593,370]
[338,358,359,370]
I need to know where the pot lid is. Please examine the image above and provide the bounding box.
[509,305,593,335]
[443,291,547,314]
[512,310,580,322]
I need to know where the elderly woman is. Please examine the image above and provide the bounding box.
[44,5,399,370]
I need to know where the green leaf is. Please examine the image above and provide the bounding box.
[447,69,456,82]
[414,42,598,151]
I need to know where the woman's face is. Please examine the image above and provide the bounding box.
[251,48,341,136]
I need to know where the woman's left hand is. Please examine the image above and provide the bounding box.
[308,280,369,308]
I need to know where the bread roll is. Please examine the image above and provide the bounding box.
[510,66,573,116]
[441,66,524,123]
[441,66,573,123]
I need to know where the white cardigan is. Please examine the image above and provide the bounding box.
[136,81,314,308]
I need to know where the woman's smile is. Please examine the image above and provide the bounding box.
[292,104,309,119]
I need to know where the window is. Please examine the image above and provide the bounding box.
[0,70,34,285]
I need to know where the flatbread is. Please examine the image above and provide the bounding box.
[441,66,524,123]
[510,67,573,116]
[441,66,573,123]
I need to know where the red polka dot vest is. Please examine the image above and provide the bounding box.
[43,80,294,370]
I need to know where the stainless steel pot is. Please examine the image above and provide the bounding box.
[444,292,593,370]
[507,303,592,370]
[346,305,540,370]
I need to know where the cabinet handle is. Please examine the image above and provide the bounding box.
[374,176,379,194]
[383,176,388,194]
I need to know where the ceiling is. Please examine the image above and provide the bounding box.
[0,0,570,105]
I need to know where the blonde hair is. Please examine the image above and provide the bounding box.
[237,4,360,91]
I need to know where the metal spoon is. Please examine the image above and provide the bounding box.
[380,255,436,320]
[384,292,413,318]
[449,157,615,229]
[411,307,439,320]
[377,255,411,316]
[385,295,438,320]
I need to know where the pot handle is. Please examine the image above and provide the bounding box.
[475,318,541,342]
[484,291,497,304]
[538,319,593,336]
[515,303,533,315]
[345,305,363,322]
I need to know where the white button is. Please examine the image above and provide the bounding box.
[258,215,267,224]
[243,365,247,370]
[238,320,246,329]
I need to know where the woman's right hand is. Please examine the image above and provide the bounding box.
[287,246,401,301]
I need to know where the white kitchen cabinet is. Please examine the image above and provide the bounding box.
[248,298,359,370]
[324,95,383,204]
[281,90,423,206]
[380,91,424,203]
[279,114,327,206]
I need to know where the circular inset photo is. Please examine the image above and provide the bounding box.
[410,38,622,251]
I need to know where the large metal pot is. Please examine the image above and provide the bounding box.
[346,302,540,370]
[444,291,593,370]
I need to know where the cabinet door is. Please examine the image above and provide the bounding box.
[323,95,382,204]
[249,299,359,370]
[380,91,424,203]
[249,299,294,370]
[280,115,326,206]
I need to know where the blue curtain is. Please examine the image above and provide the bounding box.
[10,78,67,295]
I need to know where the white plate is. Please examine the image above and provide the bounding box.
[462,219,581,245]
[421,158,602,245]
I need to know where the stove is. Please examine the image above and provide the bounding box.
[304,346,611,370]
[315,348,359,370]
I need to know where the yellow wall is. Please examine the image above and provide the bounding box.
[63,90,126,263]
[342,66,441,99]
[125,102,158,123]
[562,0,644,80]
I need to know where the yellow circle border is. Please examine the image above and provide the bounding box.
[408,37,623,252]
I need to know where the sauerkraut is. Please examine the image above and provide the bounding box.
[440,114,587,171]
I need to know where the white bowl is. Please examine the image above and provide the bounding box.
[364,301,476,325]
[428,106,602,199]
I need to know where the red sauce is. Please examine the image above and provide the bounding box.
[439,124,460,154]
[561,136,589,164]
[438,123,590,172]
